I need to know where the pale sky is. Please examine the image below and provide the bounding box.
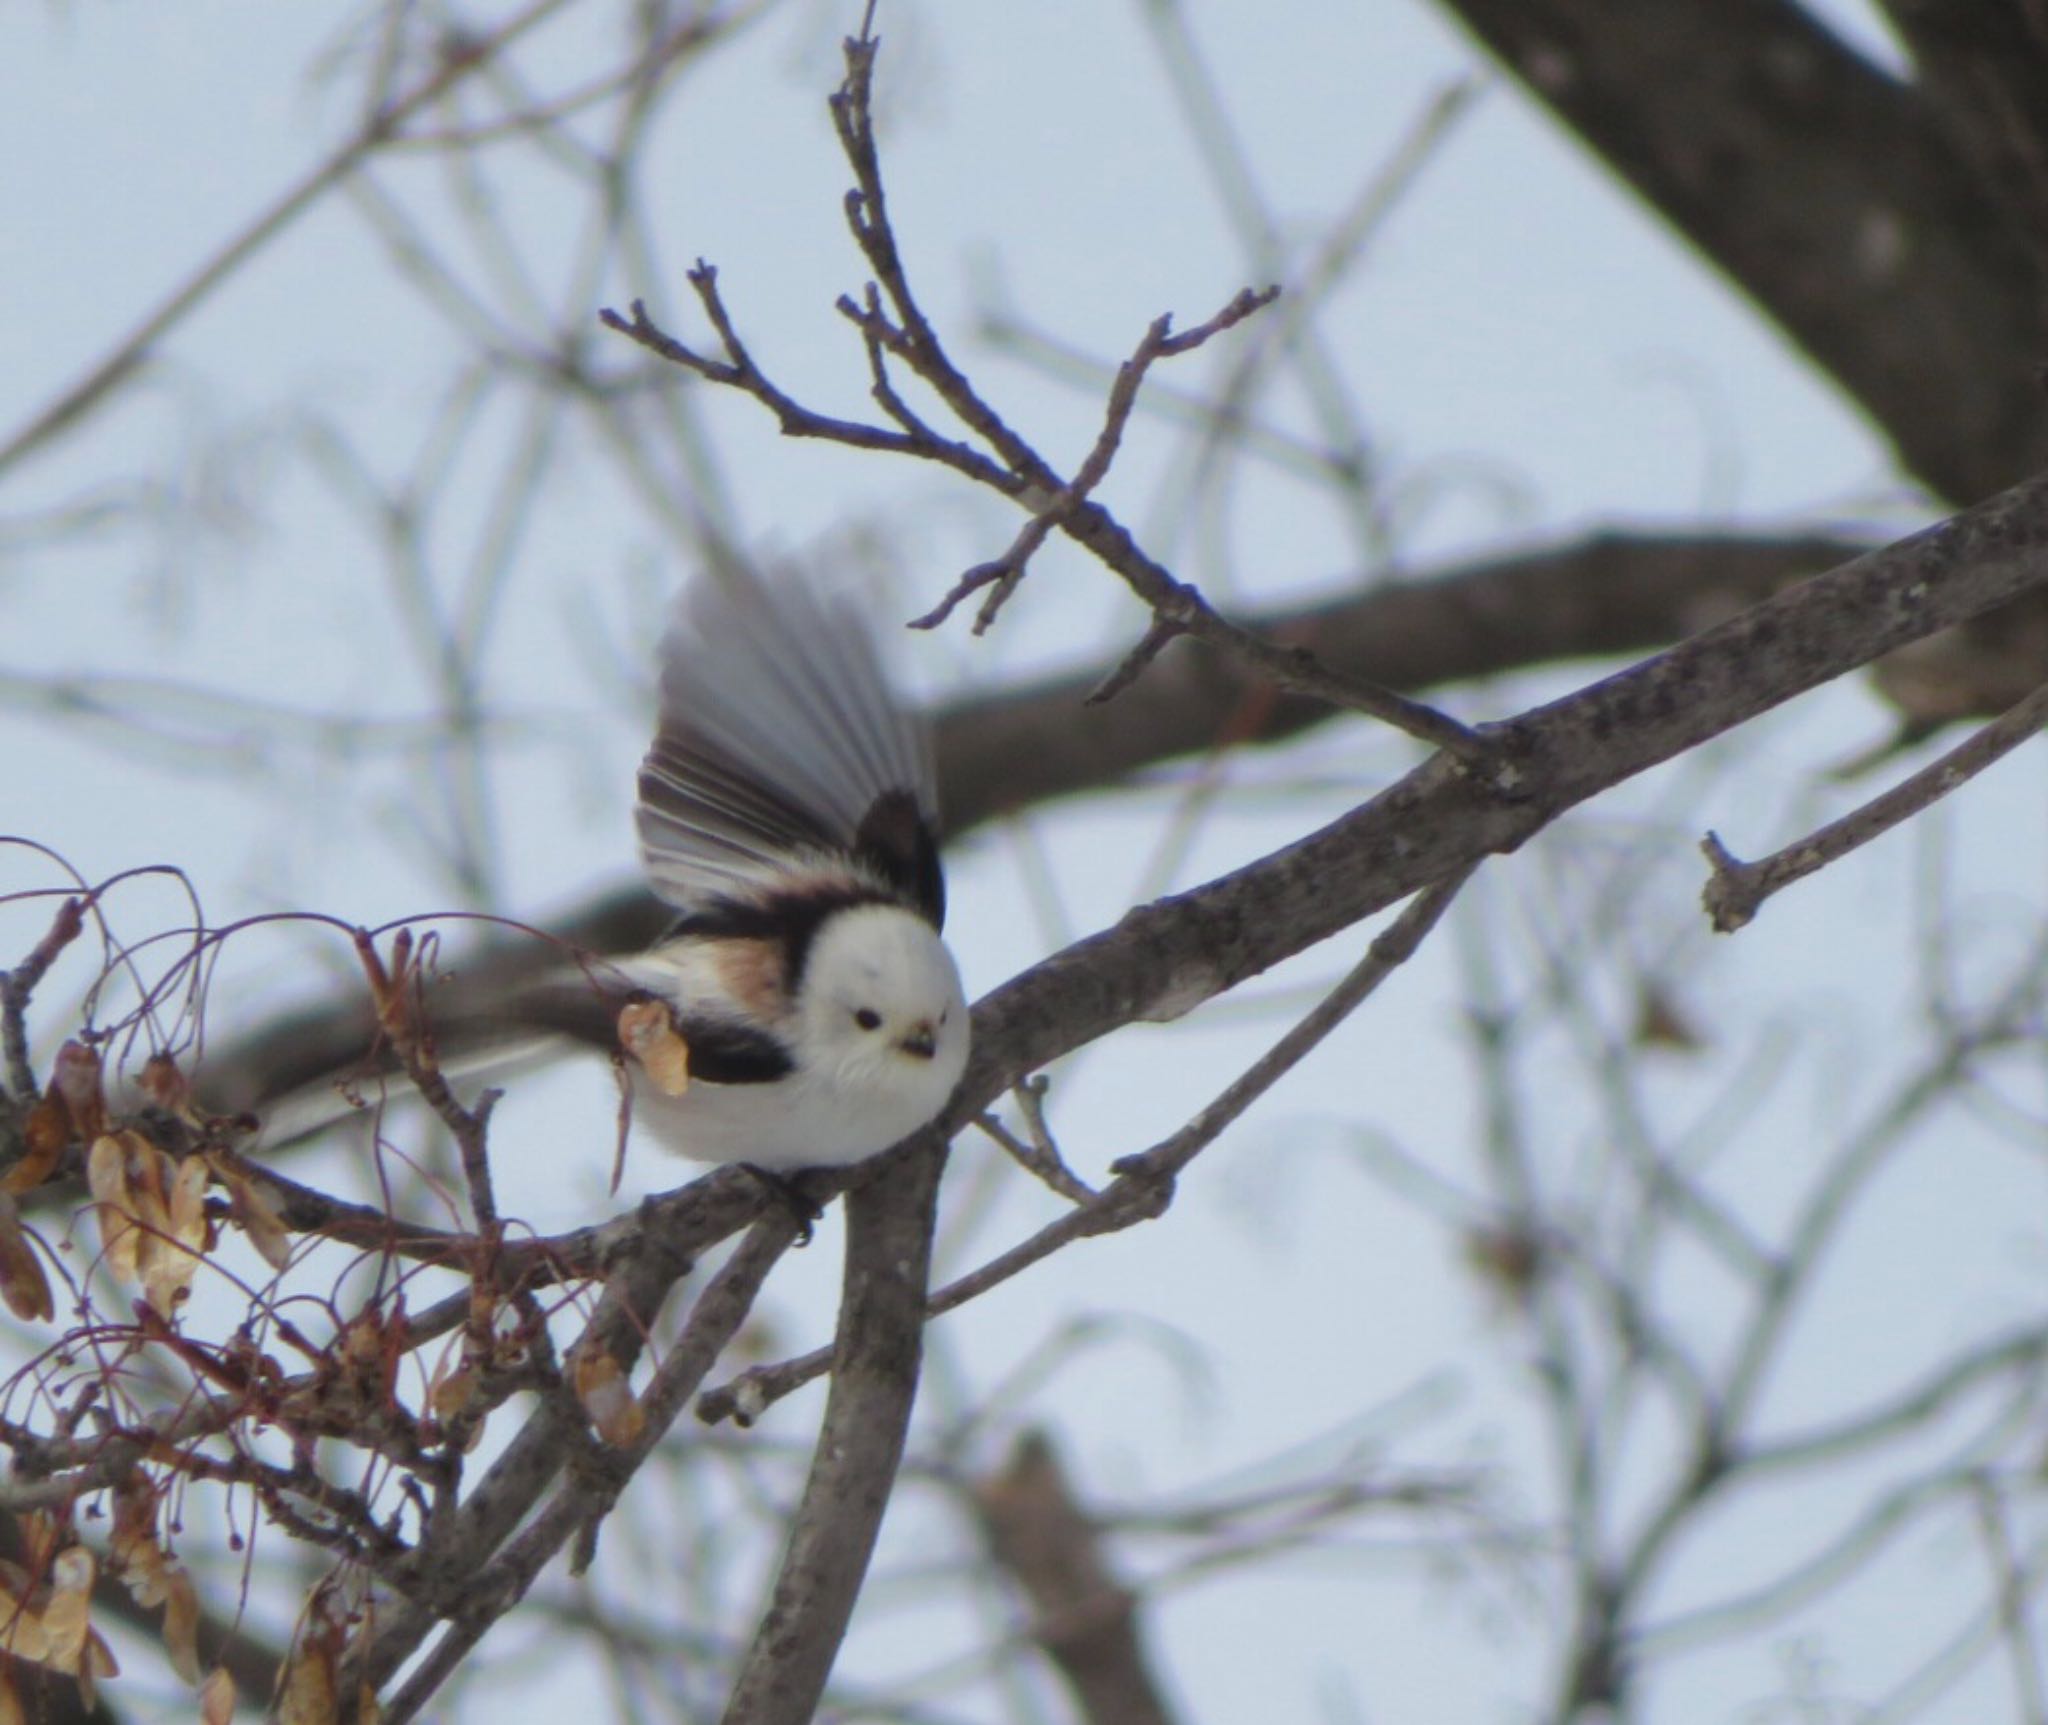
[6,4,2044,1722]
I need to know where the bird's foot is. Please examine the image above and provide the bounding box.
[740,1163,825,1246]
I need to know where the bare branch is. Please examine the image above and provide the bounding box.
[974,1077,1096,1206]
[974,1430,1179,1725]
[0,0,587,478]
[718,1141,945,1724]
[2,896,84,1104]
[1434,0,2048,505]
[1701,674,2048,931]
[379,1213,801,1725]
[911,291,1279,636]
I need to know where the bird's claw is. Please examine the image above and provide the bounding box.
[740,1164,825,1246]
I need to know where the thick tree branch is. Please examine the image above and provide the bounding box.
[975,1430,1178,1725]
[350,1210,709,1697]
[718,1143,944,1724]
[94,456,2048,1723]
[1878,0,2048,283]
[1432,0,2048,504]
[936,530,1846,821]
[196,528,1856,1122]
[940,465,2048,1127]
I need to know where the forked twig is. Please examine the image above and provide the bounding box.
[1702,676,2048,931]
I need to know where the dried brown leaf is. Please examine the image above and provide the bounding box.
[18,1517,59,1579]
[277,1577,350,1725]
[79,1628,117,1706]
[0,1596,57,1670]
[617,999,690,1096]
[50,1042,105,1143]
[4,1098,66,1193]
[110,1474,170,1603]
[140,1152,211,1315]
[0,1547,119,1707]
[162,1567,201,1686]
[338,1307,389,1373]
[108,1472,200,1679]
[427,1336,487,1451]
[0,1194,52,1323]
[90,1134,215,1312]
[200,1667,236,1725]
[138,1052,198,1120]
[208,1157,293,1270]
[87,1131,147,1283]
[275,1637,335,1725]
[428,1361,477,1424]
[43,1547,95,1673]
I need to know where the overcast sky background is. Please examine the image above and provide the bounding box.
[7,3,2047,1721]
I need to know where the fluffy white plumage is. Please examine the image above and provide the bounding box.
[619,900,967,1170]
[613,563,969,1168]
[258,562,970,1174]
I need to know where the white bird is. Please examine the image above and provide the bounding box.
[602,561,971,1168]
[261,563,970,1175]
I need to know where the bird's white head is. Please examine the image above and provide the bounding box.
[796,901,970,1117]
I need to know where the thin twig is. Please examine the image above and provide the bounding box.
[1702,675,2048,931]
[911,292,1279,635]
[377,1214,799,1725]
[828,29,1054,486]
[601,26,1482,765]
[597,25,1487,765]
[602,277,1014,490]
[2,897,85,1103]
[974,1076,1096,1205]
[1970,1474,2048,1725]
[0,0,582,477]
[354,1204,708,1694]
[1086,574,1489,760]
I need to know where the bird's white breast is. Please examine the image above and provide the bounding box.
[625,1051,960,1170]
[618,905,969,1169]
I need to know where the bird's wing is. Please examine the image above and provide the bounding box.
[513,975,797,1085]
[635,561,945,925]
[250,964,802,1148]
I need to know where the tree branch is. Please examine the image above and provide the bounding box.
[974,1430,1178,1725]
[197,526,1852,1127]
[1702,673,2048,930]
[718,1142,945,1724]
[1431,0,2048,504]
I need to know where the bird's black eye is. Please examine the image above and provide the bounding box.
[853,1007,883,1031]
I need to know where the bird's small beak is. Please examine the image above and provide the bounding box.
[898,1022,938,1061]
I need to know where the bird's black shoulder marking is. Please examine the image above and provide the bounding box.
[854,788,946,930]
[671,879,900,992]
[668,1012,796,1085]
